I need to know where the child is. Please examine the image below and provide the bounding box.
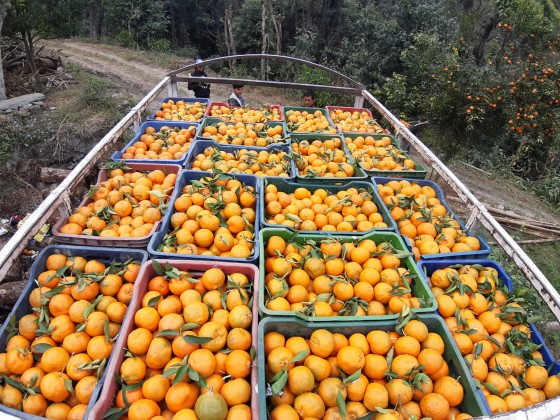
[228,84,245,107]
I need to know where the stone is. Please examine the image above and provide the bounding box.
[0,93,45,112]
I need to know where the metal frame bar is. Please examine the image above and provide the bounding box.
[1,52,559,417]
[0,77,171,280]
[1,56,559,320]
[362,90,560,322]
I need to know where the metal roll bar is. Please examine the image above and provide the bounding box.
[0,54,558,419]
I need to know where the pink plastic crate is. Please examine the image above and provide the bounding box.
[205,102,284,122]
[89,259,259,419]
[52,162,182,248]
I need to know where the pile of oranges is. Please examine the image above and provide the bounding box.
[109,264,254,420]
[58,166,176,238]
[208,105,282,123]
[291,138,357,179]
[158,173,257,258]
[263,183,388,232]
[285,109,338,134]
[200,122,286,147]
[425,263,560,414]
[264,319,475,419]
[153,100,207,122]
[376,179,482,259]
[345,135,417,172]
[190,145,292,178]
[262,234,425,317]
[120,125,197,161]
[0,252,141,418]
[328,108,384,133]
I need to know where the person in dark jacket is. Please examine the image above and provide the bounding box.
[228,84,246,107]
[188,59,211,99]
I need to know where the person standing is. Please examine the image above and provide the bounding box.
[188,58,211,99]
[228,84,246,107]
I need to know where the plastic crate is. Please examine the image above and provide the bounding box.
[325,105,386,134]
[372,177,467,231]
[0,245,148,420]
[184,139,296,179]
[345,134,427,179]
[52,162,182,248]
[259,177,396,234]
[417,258,559,415]
[89,258,259,419]
[283,106,337,134]
[257,314,487,419]
[146,97,209,122]
[196,118,289,147]
[205,102,285,122]
[148,170,261,263]
[110,121,200,165]
[290,133,368,184]
[372,177,492,260]
[258,227,437,320]
[417,259,557,367]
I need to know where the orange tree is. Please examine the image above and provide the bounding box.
[377,2,560,181]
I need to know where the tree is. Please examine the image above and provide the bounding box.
[88,0,103,39]
[0,0,11,100]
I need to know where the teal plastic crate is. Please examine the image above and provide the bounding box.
[325,105,386,134]
[257,314,487,419]
[344,133,427,179]
[283,106,338,134]
[258,227,437,321]
[259,177,396,234]
[290,133,368,184]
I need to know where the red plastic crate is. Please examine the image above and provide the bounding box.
[52,162,182,248]
[89,259,259,419]
[205,102,285,122]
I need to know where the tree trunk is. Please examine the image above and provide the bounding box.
[473,12,499,66]
[21,30,41,87]
[88,0,103,39]
[271,8,282,54]
[224,5,237,74]
[169,0,177,47]
[0,14,6,100]
[261,0,268,80]
[0,0,10,100]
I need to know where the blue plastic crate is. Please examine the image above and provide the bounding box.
[147,97,209,122]
[417,258,560,416]
[148,170,261,263]
[111,121,200,165]
[372,176,467,230]
[0,245,148,420]
[373,177,492,260]
[184,139,296,179]
[417,259,557,367]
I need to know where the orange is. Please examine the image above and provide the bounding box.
[387,378,413,405]
[363,382,389,411]
[128,399,161,420]
[309,329,334,358]
[335,345,365,375]
[287,365,315,395]
[419,392,449,420]
[293,392,326,419]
